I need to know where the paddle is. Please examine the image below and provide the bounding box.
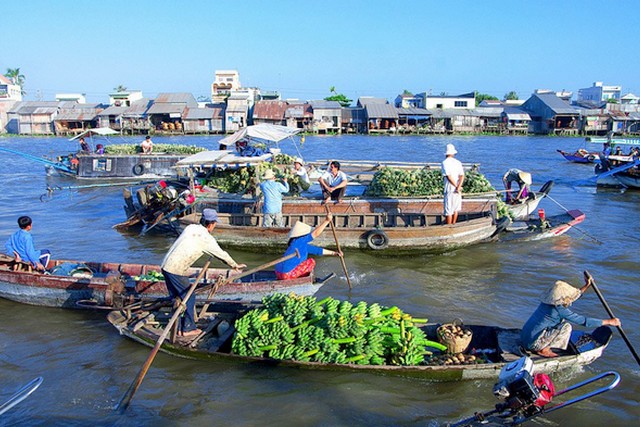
[583,271,640,366]
[324,205,352,290]
[196,250,300,318]
[117,258,212,413]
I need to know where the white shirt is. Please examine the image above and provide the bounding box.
[320,170,347,187]
[295,166,310,185]
[441,157,464,194]
[161,224,238,275]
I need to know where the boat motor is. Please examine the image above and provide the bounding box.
[492,357,554,416]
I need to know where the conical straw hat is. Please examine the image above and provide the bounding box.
[288,221,312,238]
[518,171,532,185]
[541,280,581,306]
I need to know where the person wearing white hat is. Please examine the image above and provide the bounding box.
[259,168,290,227]
[521,279,621,358]
[274,213,342,280]
[502,168,532,203]
[160,208,247,337]
[290,157,311,194]
[441,144,465,224]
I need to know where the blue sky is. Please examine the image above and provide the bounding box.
[2,0,639,104]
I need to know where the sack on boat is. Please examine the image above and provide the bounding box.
[437,319,473,354]
[51,262,94,278]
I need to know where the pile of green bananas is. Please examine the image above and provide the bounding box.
[104,144,206,155]
[231,293,446,366]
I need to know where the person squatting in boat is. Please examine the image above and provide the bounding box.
[520,279,621,358]
[274,213,342,280]
[160,208,247,337]
[319,161,348,204]
[503,168,532,203]
[4,216,51,272]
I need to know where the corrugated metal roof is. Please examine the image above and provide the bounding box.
[9,101,58,114]
[97,105,128,116]
[226,100,248,113]
[183,107,221,120]
[146,103,186,115]
[122,98,152,117]
[285,104,313,119]
[154,92,198,106]
[253,101,288,120]
[309,100,342,109]
[534,93,578,115]
[474,107,503,118]
[55,110,98,121]
[358,97,389,107]
[365,103,398,119]
[396,107,431,116]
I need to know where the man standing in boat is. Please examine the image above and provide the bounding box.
[521,279,620,358]
[442,144,465,224]
[502,169,532,203]
[259,168,289,227]
[319,161,348,204]
[160,209,247,337]
[5,216,51,272]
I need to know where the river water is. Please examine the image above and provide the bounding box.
[0,134,638,426]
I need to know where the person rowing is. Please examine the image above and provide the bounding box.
[521,279,621,358]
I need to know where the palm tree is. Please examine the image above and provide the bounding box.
[5,68,26,95]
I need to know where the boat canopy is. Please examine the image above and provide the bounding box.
[218,124,301,147]
[176,150,274,167]
[69,127,119,141]
[586,137,640,147]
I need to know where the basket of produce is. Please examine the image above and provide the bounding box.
[437,319,473,354]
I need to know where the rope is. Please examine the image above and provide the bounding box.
[545,194,603,244]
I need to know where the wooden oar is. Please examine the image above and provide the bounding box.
[583,270,640,366]
[324,205,352,290]
[196,250,300,317]
[117,258,212,413]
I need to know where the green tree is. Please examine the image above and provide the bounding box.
[402,89,413,96]
[325,86,352,107]
[475,92,499,107]
[113,85,127,92]
[504,91,519,101]
[5,68,26,95]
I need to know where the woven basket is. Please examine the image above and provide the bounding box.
[437,319,473,354]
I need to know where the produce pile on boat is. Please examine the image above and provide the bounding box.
[231,293,447,365]
[103,144,207,155]
[204,154,303,194]
[365,168,511,218]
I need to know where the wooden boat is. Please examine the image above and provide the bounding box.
[557,149,599,164]
[502,209,585,241]
[594,156,640,188]
[506,181,553,221]
[180,197,498,254]
[107,301,613,382]
[0,255,331,309]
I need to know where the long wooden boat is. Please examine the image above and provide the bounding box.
[0,255,331,309]
[502,209,585,241]
[557,149,598,164]
[506,180,553,221]
[107,301,613,382]
[119,191,501,254]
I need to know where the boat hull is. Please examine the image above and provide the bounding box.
[108,307,612,382]
[0,257,326,309]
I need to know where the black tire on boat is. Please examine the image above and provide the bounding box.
[587,154,596,162]
[538,180,554,196]
[132,164,145,176]
[366,229,389,250]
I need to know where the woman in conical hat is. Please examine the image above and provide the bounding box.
[274,213,343,280]
[502,168,532,203]
[520,279,620,358]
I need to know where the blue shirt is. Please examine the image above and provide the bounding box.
[260,180,289,214]
[275,234,324,273]
[5,229,41,265]
[520,303,603,349]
